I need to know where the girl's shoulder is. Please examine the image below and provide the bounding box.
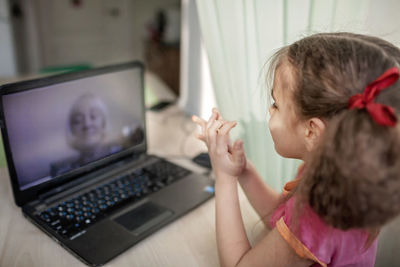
[270,196,377,267]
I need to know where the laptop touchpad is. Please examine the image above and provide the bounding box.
[114,202,173,236]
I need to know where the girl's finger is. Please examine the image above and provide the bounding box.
[212,107,223,121]
[206,108,219,129]
[194,133,206,142]
[232,139,246,165]
[192,115,207,134]
[209,119,225,135]
[192,115,208,144]
[208,119,222,133]
[215,121,236,150]
[217,121,237,135]
[227,141,233,153]
[207,119,224,148]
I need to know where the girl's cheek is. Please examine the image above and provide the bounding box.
[268,116,276,135]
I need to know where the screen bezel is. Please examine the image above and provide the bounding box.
[0,61,147,207]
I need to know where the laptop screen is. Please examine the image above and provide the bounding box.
[2,67,145,191]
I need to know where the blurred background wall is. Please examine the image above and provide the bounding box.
[1,0,182,98]
[0,0,16,76]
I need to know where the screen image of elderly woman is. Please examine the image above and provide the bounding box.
[50,93,143,177]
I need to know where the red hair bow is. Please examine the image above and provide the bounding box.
[348,67,399,127]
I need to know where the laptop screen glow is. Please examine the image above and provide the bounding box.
[3,68,145,190]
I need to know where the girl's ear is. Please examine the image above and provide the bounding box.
[304,117,326,151]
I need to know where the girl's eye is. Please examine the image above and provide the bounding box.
[271,102,278,109]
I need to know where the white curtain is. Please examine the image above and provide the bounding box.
[195,0,373,190]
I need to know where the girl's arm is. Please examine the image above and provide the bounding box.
[216,173,312,267]
[237,160,281,225]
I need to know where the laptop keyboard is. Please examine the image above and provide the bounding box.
[36,159,191,239]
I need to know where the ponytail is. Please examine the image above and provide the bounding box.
[298,110,400,230]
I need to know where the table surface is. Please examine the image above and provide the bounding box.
[0,105,261,267]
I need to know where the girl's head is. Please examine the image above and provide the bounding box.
[268,32,400,230]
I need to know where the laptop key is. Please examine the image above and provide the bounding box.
[39,212,52,223]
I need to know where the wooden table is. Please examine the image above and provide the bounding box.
[0,105,261,267]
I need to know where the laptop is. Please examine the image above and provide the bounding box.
[0,61,214,266]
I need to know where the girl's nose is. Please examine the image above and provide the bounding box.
[269,106,275,116]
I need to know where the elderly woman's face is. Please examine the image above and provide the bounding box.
[70,97,106,149]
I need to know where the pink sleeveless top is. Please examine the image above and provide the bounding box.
[269,165,377,267]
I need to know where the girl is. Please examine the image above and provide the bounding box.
[192,32,400,266]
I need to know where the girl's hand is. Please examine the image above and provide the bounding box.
[192,108,247,178]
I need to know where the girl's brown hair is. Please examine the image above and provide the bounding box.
[270,32,400,230]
